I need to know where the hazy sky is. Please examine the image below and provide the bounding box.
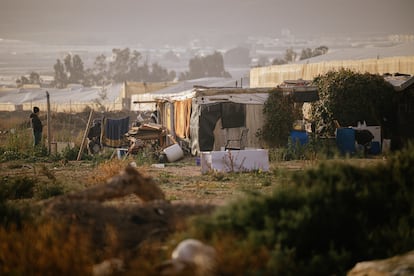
[1,0,413,46]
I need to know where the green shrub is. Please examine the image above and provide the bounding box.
[0,150,26,162]
[0,201,24,228]
[257,91,300,147]
[0,176,35,199]
[0,176,36,228]
[269,135,339,161]
[310,69,394,136]
[37,184,65,199]
[60,145,91,161]
[189,144,414,275]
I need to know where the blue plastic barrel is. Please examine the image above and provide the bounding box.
[290,130,308,145]
[336,128,355,155]
[369,141,381,155]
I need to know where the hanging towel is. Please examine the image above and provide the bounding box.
[101,116,130,148]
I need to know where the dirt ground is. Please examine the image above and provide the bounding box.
[0,155,385,204]
[0,153,387,273]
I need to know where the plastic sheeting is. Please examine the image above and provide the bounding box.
[0,83,124,112]
[250,56,414,87]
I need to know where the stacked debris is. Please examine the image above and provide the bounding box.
[125,123,167,155]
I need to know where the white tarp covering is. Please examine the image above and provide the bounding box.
[131,77,239,110]
[0,83,123,104]
[200,149,269,173]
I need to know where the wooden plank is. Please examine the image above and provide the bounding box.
[77,110,93,161]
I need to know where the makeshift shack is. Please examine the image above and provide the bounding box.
[146,83,318,156]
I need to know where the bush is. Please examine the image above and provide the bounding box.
[269,135,339,161]
[257,90,299,147]
[0,176,36,228]
[0,201,24,228]
[0,176,36,200]
[0,150,26,162]
[60,145,91,161]
[310,69,394,136]
[188,144,414,275]
[37,184,65,199]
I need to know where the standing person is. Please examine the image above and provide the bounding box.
[30,106,43,146]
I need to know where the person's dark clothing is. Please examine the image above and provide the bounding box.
[355,129,374,156]
[30,112,43,146]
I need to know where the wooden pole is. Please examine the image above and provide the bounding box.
[77,110,93,161]
[46,91,51,155]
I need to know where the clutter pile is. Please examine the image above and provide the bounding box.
[125,123,167,155]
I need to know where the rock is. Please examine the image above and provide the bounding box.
[92,258,124,276]
[348,250,414,276]
[157,239,217,276]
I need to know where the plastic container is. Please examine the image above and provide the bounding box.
[370,141,381,155]
[290,130,308,145]
[163,143,184,162]
[336,128,355,155]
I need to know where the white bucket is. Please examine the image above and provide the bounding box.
[163,143,184,162]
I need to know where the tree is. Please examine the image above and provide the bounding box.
[60,54,85,84]
[16,76,29,88]
[109,48,132,82]
[300,46,329,60]
[29,72,40,84]
[63,54,72,79]
[188,56,205,79]
[127,50,142,81]
[284,48,298,63]
[92,54,108,85]
[108,48,174,83]
[205,52,227,77]
[148,62,169,82]
[257,90,299,147]
[138,62,150,82]
[272,58,287,65]
[53,59,68,88]
[183,51,231,80]
[71,55,85,83]
[314,45,329,56]
[16,72,40,88]
[300,48,313,60]
[310,69,394,136]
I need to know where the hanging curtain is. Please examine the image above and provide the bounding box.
[101,116,130,148]
[174,99,192,139]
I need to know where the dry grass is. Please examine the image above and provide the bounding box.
[86,158,131,186]
[0,221,95,275]
[0,156,387,275]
